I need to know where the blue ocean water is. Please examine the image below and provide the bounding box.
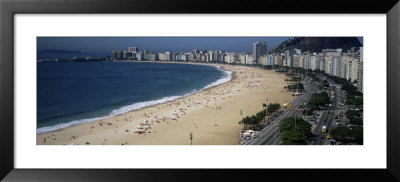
[37,62,231,134]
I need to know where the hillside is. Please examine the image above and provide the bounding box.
[270,37,362,53]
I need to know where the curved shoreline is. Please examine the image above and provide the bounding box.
[37,64,292,145]
[37,62,233,134]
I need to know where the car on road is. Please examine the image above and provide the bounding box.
[336,120,342,126]
[321,125,327,133]
[328,139,336,145]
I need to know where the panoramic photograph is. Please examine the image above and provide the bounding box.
[36,37,363,145]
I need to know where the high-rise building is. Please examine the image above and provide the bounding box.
[358,47,363,92]
[325,56,333,75]
[351,59,360,83]
[137,52,144,61]
[284,50,291,67]
[175,52,183,61]
[238,53,247,64]
[245,54,253,65]
[332,57,342,77]
[259,55,268,65]
[310,55,319,71]
[116,50,123,60]
[148,53,158,61]
[143,50,149,60]
[111,51,118,60]
[292,54,301,68]
[342,57,351,80]
[181,54,187,61]
[225,53,238,64]
[358,61,363,92]
[304,54,310,70]
[277,55,284,66]
[318,56,324,71]
[128,47,139,53]
[299,55,305,69]
[294,48,301,55]
[252,41,267,64]
[213,51,218,61]
[323,49,341,57]
[165,52,172,61]
[158,53,165,61]
[123,51,132,59]
[187,53,195,62]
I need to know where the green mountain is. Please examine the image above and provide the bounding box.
[271,37,362,53]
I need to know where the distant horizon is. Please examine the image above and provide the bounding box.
[38,37,363,54]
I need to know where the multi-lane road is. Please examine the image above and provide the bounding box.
[311,79,347,145]
[242,75,347,145]
[241,78,318,145]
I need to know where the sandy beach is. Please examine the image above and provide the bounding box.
[37,64,292,145]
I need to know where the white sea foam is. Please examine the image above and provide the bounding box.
[37,65,232,134]
[204,66,232,89]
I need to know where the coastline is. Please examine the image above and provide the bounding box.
[37,63,292,145]
[37,62,231,134]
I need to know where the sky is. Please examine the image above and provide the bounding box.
[37,37,292,53]
[37,37,363,53]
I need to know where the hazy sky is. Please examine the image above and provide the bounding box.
[37,37,363,53]
[37,37,292,53]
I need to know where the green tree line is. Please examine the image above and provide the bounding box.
[279,117,312,145]
[239,103,281,129]
[303,91,330,115]
[286,83,304,92]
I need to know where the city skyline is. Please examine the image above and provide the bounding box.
[37,37,292,53]
[37,37,363,53]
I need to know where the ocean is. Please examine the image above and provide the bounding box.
[37,62,231,134]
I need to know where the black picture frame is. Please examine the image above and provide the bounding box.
[1,0,399,181]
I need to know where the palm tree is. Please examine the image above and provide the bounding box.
[262,103,267,121]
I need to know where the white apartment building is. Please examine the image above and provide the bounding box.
[358,61,363,92]
[310,55,319,71]
[268,55,275,66]
[299,55,305,69]
[284,50,291,67]
[158,53,165,61]
[319,56,325,71]
[351,58,360,83]
[304,54,311,70]
[325,56,333,75]
[238,54,247,64]
[225,53,238,64]
[332,57,342,77]
[259,55,268,65]
[245,54,253,65]
[292,55,301,68]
